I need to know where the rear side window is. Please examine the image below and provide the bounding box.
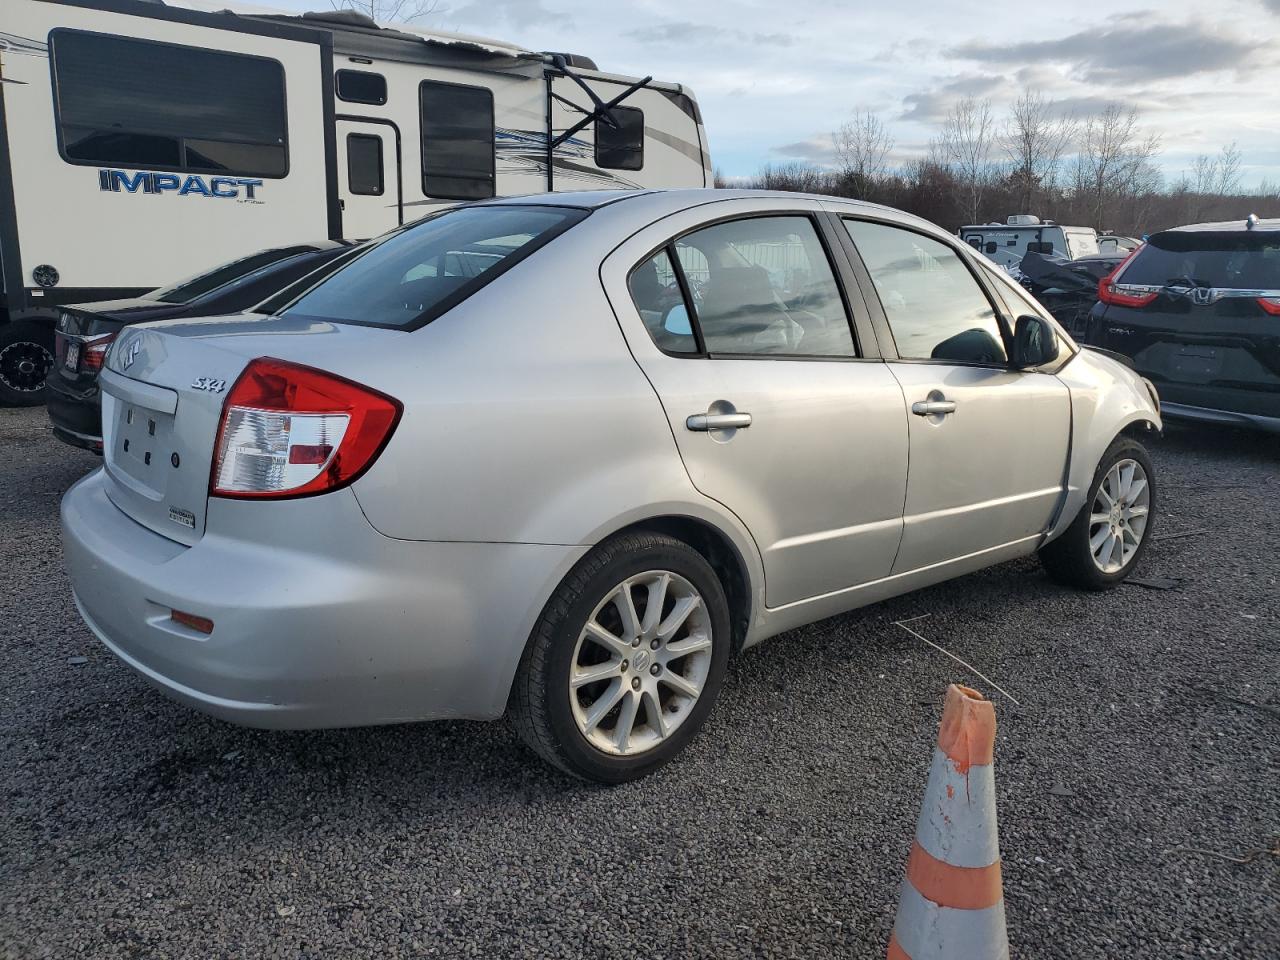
[844,219,1007,365]
[346,134,384,196]
[629,250,698,354]
[50,30,287,178]
[281,206,585,329]
[336,70,387,106]
[1120,232,1280,289]
[596,106,644,170]
[420,80,495,200]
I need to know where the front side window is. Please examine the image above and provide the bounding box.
[844,219,1007,365]
[281,206,584,329]
[420,80,494,201]
[640,216,855,358]
[51,30,287,177]
[346,134,384,196]
[596,106,644,171]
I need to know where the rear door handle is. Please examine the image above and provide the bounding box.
[911,400,957,417]
[686,412,752,431]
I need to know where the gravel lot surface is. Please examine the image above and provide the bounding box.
[1,404,1276,959]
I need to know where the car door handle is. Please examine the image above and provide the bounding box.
[686,412,752,431]
[911,400,957,417]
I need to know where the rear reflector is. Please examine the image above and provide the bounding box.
[211,358,401,499]
[171,609,214,634]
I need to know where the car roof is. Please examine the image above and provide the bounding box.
[482,188,949,238]
[1160,218,1280,234]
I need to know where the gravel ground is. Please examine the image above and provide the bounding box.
[1,404,1276,959]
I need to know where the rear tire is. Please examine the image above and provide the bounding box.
[0,319,55,406]
[1040,436,1156,590]
[511,531,731,782]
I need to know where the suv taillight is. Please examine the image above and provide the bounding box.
[1097,245,1159,308]
[211,358,401,499]
[1258,297,1280,315]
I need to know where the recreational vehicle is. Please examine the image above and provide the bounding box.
[960,216,1100,274]
[0,0,710,404]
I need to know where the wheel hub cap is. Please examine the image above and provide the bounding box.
[1088,458,1151,574]
[569,570,713,757]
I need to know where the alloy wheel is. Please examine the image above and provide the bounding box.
[569,570,713,756]
[1088,458,1151,573]
[0,339,54,394]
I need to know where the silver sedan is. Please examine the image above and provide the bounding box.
[62,190,1160,781]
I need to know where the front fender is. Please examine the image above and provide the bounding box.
[1046,349,1161,542]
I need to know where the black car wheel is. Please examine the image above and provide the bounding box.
[0,320,55,406]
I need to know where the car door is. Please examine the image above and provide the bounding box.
[336,119,401,239]
[838,216,1072,574]
[601,201,909,608]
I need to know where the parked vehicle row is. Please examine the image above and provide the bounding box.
[60,189,1162,782]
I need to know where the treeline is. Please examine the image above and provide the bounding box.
[720,93,1280,237]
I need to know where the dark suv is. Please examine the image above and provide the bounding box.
[1088,217,1280,433]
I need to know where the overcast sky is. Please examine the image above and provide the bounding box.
[272,0,1280,189]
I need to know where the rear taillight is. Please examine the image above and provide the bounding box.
[1097,245,1158,308]
[80,332,116,372]
[210,357,401,499]
[1258,297,1280,315]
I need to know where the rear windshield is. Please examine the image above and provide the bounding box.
[153,246,321,304]
[1122,232,1280,289]
[280,206,586,329]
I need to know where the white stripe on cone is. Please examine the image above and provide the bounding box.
[892,883,1009,960]
[914,747,1001,869]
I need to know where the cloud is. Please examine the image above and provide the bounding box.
[444,0,570,30]
[769,136,838,166]
[949,19,1264,84]
[625,21,795,47]
[899,75,1005,122]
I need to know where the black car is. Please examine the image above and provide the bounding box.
[46,241,354,451]
[1089,217,1280,433]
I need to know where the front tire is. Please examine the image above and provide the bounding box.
[511,532,731,782]
[1040,435,1156,590]
[0,319,55,406]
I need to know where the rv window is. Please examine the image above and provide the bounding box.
[420,80,495,201]
[336,70,388,106]
[347,134,384,196]
[50,30,287,178]
[596,106,644,171]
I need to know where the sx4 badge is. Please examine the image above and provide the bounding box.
[191,377,228,394]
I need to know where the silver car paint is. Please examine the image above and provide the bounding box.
[62,189,1160,728]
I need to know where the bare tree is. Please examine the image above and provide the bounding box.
[1000,90,1075,214]
[1215,141,1243,197]
[832,109,895,201]
[939,96,996,224]
[329,0,437,24]
[1072,104,1160,228]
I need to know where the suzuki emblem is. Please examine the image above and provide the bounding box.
[121,338,141,370]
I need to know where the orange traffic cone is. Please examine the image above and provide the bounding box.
[887,684,1008,960]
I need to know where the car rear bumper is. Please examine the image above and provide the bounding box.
[1159,401,1280,434]
[61,469,586,728]
[44,372,103,450]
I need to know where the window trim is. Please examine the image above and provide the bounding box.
[335,69,387,106]
[345,132,384,196]
[626,211,865,362]
[595,105,645,172]
[837,214,1017,369]
[418,78,496,202]
[48,28,291,179]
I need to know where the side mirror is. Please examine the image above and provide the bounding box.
[1013,314,1059,369]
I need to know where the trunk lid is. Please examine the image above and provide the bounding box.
[99,314,399,545]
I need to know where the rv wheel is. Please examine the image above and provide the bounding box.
[0,319,55,406]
